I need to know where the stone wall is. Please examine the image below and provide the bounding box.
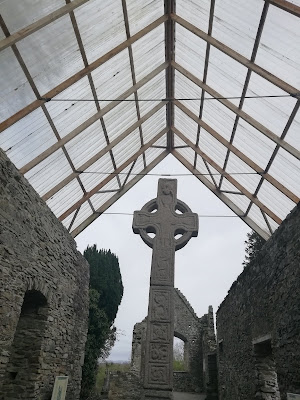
[131,288,217,393]
[217,203,300,400]
[0,149,89,400]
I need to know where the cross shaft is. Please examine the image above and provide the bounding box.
[132,179,198,397]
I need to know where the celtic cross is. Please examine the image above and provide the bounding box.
[133,179,198,398]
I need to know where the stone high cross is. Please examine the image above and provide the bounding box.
[133,179,198,399]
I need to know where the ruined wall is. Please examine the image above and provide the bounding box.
[217,203,300,400]
[131,288,216,393]
[0,149,89,400]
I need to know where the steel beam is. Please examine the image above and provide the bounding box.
[219,2,269,190]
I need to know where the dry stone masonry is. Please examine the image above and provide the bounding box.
[0,149,89,400]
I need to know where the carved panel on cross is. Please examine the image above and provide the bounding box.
[148,364,170,385]
[150,323,170,343]
[149,343,169,363]
[151,246,174,285]
[150,289,171,322]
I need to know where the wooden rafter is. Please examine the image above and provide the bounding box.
[173,127,282,225]
[19,63,168,175]
[173,61,300,160]
[42,105,168,201]
[71,151,168,237]
[0,14,95,215]
[58,128,168,221]
[0,0,90,52]
[172,151,271,240]
[171,14,298,95]
[174,101,299,204]
[0,15,168,133]
[266,0,300,17]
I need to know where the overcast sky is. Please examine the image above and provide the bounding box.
[75,154,250,361]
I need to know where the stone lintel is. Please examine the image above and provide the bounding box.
[252,333,272,345]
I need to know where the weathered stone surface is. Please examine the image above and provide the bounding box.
[0,149,89,400]
[217,203,300,400]
[131,288,217,394]
[132,179,198,397]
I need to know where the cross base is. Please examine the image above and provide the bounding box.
[143,389,173,399]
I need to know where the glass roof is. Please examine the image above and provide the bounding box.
[0,0,299,240]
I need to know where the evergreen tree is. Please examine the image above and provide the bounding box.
[80,245,123,399]
[242,230,266,268]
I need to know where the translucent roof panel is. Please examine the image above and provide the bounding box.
[213,0,264,58]
[0,0,65,34]
[256,5,300,88]
[126,0,164,36]
[74,0,127,64]
[0,47,36,121]
[0,0,299,240]
[175,24,207,80]
[16,15,84,94]
[131,25,165,82]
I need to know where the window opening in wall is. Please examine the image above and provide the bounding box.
[3,290,49,399]
[218,339,223,353]
[173,336,188,371]
[253,339,281,400]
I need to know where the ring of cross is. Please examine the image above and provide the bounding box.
[137,198,195,251]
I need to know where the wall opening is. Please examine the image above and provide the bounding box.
[173,335,188,371]
[253,339,281,400]
[3,290,49,399]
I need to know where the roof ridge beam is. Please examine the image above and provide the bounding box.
[172,61,300,160]
[0,15,168,133]
[58,127,168,221]
[172,150,271,240]
[266,0,300,17]
[42,103,168,201]
[0,0,90,52]
[18,63,168,174]
[173,127,282,225]
[71,151,168,237]
[174,100,299,204]
[165,0,176,150]
[170,14,298,95]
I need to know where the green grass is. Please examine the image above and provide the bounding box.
[173,360,185,371]
[95,362,130,393]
